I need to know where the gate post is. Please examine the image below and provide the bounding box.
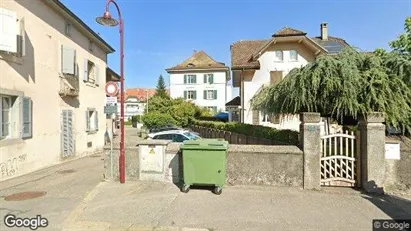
[300,112,321,190]
[358,112,386,194]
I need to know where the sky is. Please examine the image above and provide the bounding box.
[61,0,411,97]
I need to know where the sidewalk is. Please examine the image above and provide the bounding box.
[63,181,411,231]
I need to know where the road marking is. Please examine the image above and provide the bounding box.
[61,181,107,229]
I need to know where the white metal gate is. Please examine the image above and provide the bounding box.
[320,131,358,187]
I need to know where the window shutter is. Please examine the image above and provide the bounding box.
[203,90,207,100]
[61,110,69,157]
[61,45,76,75]
[85,110,90,131]
[213,90,217,100]
[184,91,187,100]
[204,74,207,83]
[194,75,197,83]
[210,74,214,84]
[22,97,32,138]
[67,110,74,155]
[0,8,17,53]
[83,58,89,81]
[193,91,197,99]
[95,64,100,86]
[17,17,25,57]
[95,111,99,131]
[184,75,187,84]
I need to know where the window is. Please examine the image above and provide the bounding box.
[88,40,94,52]
[184,75,196,84]
[1,96,11,138]
[83,59,100,86]
[204,90,217,100]
[172,134,188,142]
[274,50,283,62]
[0,94,32,140]
[261,112,271,123]
[290,50,298,61]
[86,109,98,133]
[0,8,26,57]
[206,106,217,114]
[154,134,172,140]
[64,21,71,36]
[204,74,214,84]
[184,90,196,100]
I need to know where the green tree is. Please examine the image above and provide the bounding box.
[252,47,411,131]
[154,75,168,98]
[142,112,176,129]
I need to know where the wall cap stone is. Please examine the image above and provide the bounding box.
[136,140,172,146]
[300,112,321,123]
[228,145,302,154]
[359,112,385,123]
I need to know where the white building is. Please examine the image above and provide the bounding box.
[166,51,231,114]
[117,88,157,121]
[230,24,349,131]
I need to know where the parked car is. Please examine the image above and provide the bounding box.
[148,130,201,142]
[149,124,180,133]
[214,112,229,122]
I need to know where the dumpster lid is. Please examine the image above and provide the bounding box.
[181,139,229,150]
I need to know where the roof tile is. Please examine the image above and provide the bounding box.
[166,50,228,71]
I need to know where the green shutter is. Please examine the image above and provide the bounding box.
[193,91,197,99]
[184,91,187,100]
[214,90,217,99]
[203,90,207,100]
[193,75,197,83]
[184,75,187,84]
[204,74,207,83]
[22,97,32,138]
[210,74,214,84]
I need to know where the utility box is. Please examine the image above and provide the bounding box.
[180,139,229,195]
[137,140,171,181]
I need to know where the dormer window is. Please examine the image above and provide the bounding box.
[290,50,298,61]
[187,63,195,68]
[274,51,283,62]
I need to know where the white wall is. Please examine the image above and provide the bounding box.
[169,71,228,112]
[242,43,315,131]
[0,0,109,181]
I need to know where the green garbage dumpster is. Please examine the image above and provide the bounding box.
[180,139,229,195]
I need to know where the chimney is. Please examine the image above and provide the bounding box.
[321,23,328,40]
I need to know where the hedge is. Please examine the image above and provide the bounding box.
[142,112,177,129]
[192,119,299,145]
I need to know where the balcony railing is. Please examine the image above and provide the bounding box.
[59,75,79,97]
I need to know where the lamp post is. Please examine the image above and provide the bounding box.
[96,0,126,183]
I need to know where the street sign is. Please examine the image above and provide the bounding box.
[105,97,118,105]
[105,81,119,97]
[104,105,118,114]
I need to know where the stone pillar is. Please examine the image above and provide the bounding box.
[300,112,321,190]
[358,112,386,194]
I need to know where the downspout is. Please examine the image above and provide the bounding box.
[240,69,245,123]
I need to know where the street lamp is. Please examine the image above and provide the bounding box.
[96,0,126,184]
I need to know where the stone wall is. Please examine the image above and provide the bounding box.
[105,143,304,188]
[384,136,411,192]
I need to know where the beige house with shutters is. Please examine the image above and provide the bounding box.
[0,0,115,181]
[230,23,350,131]
[166,51,231,114]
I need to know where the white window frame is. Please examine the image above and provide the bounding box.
[187,91,195,100]
[290,50,298,61]
[87,61,96,83]
[205,74,213,84]
[274,50,283,62]
[261,112,271,123]
[86,109,98,133]
[0,95,12,139]
[206,90,214,100]
[187,75,196,84]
